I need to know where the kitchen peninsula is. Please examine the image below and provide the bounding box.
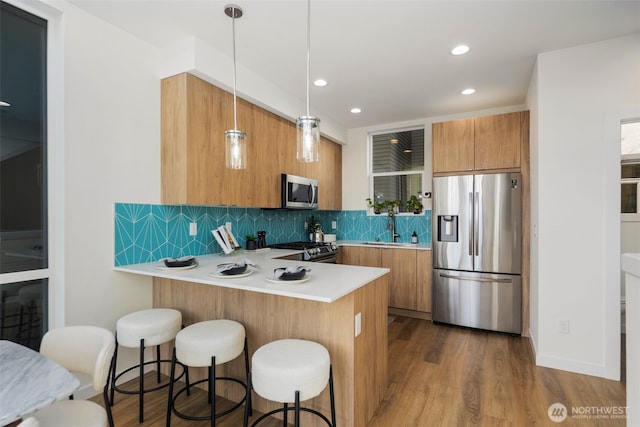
[115,250,389,427]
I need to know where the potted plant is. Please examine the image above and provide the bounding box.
[245,234,257,250]
[388,200,401,214]
[366,197,387,214]
[406,195,423,214]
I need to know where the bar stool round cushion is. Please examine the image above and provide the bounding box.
[116,308,182,347]
[252,339,330,403]
[33,400,107,427]
[176,319,245,367]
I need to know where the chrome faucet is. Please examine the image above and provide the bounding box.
[386,210,399,242]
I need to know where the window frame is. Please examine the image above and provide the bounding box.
[367,126,426,216]
[621,163,640,222]
[1,0,64,330]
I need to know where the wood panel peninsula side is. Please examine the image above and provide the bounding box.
[115,251,389,427]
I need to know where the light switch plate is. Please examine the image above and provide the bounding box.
[189,222,197,236]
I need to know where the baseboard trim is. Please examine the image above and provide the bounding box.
[388,307,431,320]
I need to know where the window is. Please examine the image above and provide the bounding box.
[621,120,640,221]
[0,1,48,348]
[369,128,424,214]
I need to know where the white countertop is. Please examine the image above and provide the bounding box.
[114,249,389,303]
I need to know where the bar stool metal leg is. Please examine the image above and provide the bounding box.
[138,338,145,423]
[294,391,301,427]
[166,347,177,427]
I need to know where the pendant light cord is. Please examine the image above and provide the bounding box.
[306,0,311,118]
[232,7,238,131]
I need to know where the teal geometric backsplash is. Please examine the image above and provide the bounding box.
[114,203,431,266]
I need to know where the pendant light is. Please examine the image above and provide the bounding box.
[224,4,247,169]
[296,0,320,163]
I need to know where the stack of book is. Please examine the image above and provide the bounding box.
[211,225,240,254]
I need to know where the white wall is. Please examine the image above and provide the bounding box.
[527,61,540,349]
[58,0,162,328]
[530,33,640,379]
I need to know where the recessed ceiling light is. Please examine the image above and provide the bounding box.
[350,107,362,114]
[461,88,476,95]
[314,79,327,87]
[390,139,398,144]
[451,45,470,55]
[404,149,412,153]
[0,100,10,107]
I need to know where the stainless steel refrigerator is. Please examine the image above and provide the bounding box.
[432,172,522,334]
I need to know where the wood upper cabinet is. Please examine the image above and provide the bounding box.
[474,113,522,170]
[161,73,342,209]
[432,118,474,173]
[381,248,417,311]
[432,111,528,174]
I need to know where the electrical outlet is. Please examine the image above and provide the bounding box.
[355,312,362,337]
[225,222,232,233]
[331,221,337,230]
[189,222,197,236]
[559,319,569,334]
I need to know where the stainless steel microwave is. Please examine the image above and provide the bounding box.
[281,174,318,209]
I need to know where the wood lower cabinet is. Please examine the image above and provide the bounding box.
[433,111,528,174]
[381,248,417,311]
[161,73,342,209]
[339,246,431,313]
[416,250,432,313]
[338,245,380,267]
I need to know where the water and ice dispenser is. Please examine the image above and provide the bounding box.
[437,215,458,242]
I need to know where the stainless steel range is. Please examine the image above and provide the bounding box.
[270,241,339,263]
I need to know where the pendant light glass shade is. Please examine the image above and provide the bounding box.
[296,116,320,162]
[225,129,247,169]
[224,4,246,170]
[297,0,320,163]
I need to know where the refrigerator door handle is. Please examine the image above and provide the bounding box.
[438,272,512,283]
[468,192,474,256]
[474,191,480,256]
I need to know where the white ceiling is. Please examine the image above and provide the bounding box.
[66,0,640,130]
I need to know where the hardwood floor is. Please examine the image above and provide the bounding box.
[96,316,626,426]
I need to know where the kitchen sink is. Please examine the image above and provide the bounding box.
[360,241,417,248]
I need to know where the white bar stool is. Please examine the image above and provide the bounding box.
[166,319,252,427]
[110,308,183,423]
[250,339,336,427]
